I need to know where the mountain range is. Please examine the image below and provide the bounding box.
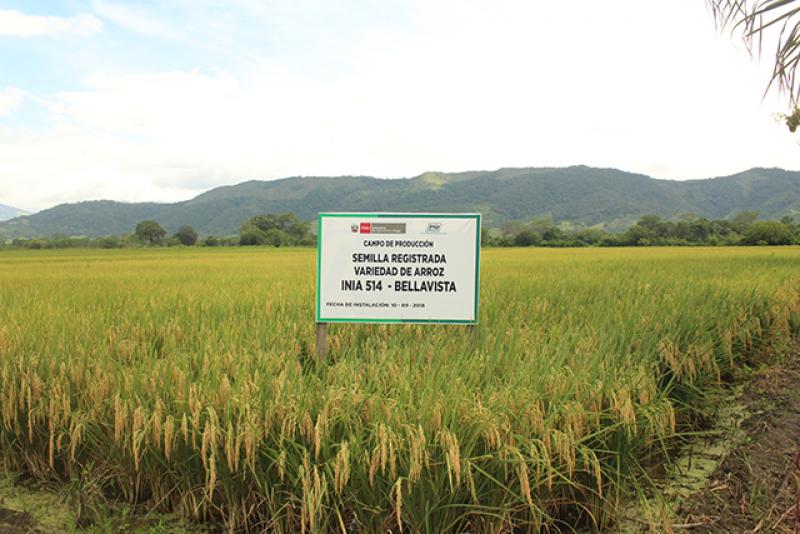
[0,203,29,223]
[2,166,799,239]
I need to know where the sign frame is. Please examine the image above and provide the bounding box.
[315,212,481,325]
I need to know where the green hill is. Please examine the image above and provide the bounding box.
[0,203,30,222]
[2,166,799,238]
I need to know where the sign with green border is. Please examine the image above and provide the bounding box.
[316,212,480,324]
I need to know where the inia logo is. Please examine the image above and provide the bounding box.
[426,222,442,233]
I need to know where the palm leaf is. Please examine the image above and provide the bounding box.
[708,0,800,104]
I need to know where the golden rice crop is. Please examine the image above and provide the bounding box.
[0,246,798,532]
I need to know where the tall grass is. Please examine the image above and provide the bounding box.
[0,247,798,531]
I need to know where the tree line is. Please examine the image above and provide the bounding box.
[482,212,800,247]
[0,213,315,250]
[2,211,799,250]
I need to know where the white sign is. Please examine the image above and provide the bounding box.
[316,213,481,324]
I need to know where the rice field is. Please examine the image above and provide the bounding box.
[0,246,798,532]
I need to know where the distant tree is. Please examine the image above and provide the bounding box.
[622,225,650,246]
[239,212,312,246]
[502,220,528,238]
[239,226,268,246]
[530,215,556,237]
[174,225,198,246]
[731,211,759,233]
[480,227,491,246]
[97,236,121,249]
[135,220,167,245]
[686,218,712,243]
[742,220,794,245]
[622,215,665,245]
[514,230,539,247]
[541,225,564,242]
[204,235,220,247]
[710,219,737,239]
[637,215,667,236]
[250,213,309,240]
[576,228,607,245]
[263,228,292,247]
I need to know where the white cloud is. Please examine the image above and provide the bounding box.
[0,87,26,116]
[0,9,102,37]
[1,1,799,211]
[90,1,181,38]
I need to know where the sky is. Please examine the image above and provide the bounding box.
[0,1,798,212]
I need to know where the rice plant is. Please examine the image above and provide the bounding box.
[0,246,797,532]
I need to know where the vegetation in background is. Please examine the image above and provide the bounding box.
[483,212,799,247]
[238,212,314,246]
[202,235,239,247]
[2,211,798,251]
[0,247,798,531]
[2,166,800,238]
[135,220,167,245]
[173,225,198,246]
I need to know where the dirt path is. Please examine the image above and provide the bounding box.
[0,508,38,534]
[0,472,194,533]
[676,354,800,532]
[0,475,69,533]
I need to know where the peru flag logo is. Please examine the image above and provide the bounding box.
[359,222,371,234]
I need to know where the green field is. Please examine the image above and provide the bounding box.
[0,247,798,532]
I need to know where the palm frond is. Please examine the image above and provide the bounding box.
[708,0,800,104]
